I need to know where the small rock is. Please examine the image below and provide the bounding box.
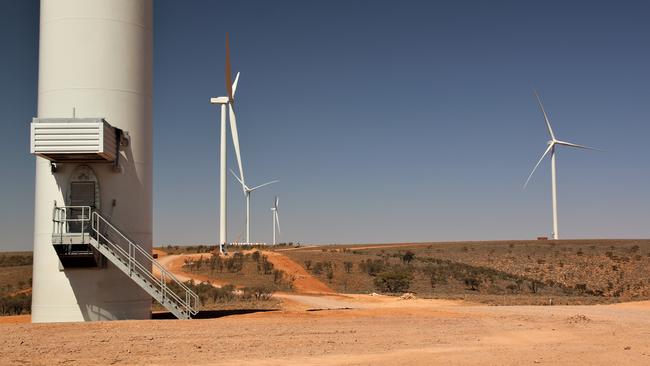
[399,293,417,300]
[624,346,631,350]
[566,314,591,324]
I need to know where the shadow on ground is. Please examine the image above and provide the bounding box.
[152,309,277,320]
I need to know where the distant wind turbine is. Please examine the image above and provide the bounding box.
[271,196,281,245]
[210,33,244,253]
[231,169,278,243]
[524,90,600,240]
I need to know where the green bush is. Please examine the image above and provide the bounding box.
[312,261,323,275]
[423,265,447,291]
[343,261,353,273]
[0,293,31,315]
[464,278,480,291]
[261,256,274,274]
[312,261,334,275]
[273,269,283,284]
[401,251,415,264]
[374,270,412,293]
[242,286,274,301]
[359,259,385,276]
[225,253,245,272]
[326,268,334,282]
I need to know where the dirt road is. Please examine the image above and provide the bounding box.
[261,251,334,294]
[154,253,224,286]
[154,250,341,309]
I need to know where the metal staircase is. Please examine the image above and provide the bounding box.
[52,206,200,319]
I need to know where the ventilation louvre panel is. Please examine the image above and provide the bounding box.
[30,118,117,162]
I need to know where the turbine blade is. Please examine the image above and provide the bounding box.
[275,212,281,235]
[524,143,553,188]
[555,140,603,152]
[232,72,240,98]
[228,104,244,185]
[250,180,279,191]
[229,168,247,191]
[534,90,555,140]
[225,33,233,102]
[275,196,279,209]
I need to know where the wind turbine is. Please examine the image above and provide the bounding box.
[210,33,244,253]
[230,169,278,243]
[524,90,599,240]
[271,196,281,245]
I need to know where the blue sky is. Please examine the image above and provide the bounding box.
[1,0,649,250]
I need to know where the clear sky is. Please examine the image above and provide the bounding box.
[1,0,649,250]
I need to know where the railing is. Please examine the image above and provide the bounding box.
[51,205,200,318]
[52,205,93,245]
[91,212,200,317]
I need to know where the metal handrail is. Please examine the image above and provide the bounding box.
[90,211,200,315]
[52,205,92,245]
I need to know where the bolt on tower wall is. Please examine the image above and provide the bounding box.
[31,0,153,322]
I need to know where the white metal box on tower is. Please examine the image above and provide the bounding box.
[30,118,119,162]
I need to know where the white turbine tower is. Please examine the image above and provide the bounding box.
[210,34,244,253]
[271,196,281,245]
[524,90,599,240]
[231,169,278,243]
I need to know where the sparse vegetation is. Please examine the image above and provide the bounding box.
[0,293,31,315]
[359,259,385,276]
[401,251,415,264]
[0,252,33,315]
[160,280,276,311]
[281,240,650,304]
[4,239,650,318]
[182,251,293,292]
[343,261,353,273]
[374,270,412,293]
[0,253,33,268]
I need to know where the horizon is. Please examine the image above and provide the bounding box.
[2,0,650,250]
[4,238,650,253]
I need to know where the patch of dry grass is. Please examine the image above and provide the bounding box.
[280,240,650,304]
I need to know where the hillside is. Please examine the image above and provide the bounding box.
[3,239,650,316]
[279,239,650,304]
[0,252,32,315]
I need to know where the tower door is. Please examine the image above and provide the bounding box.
[67,165,100,233]
[70,181,96,208]
[69,181,95,233]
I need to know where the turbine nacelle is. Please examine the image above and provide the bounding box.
[210,96,229,105]
[230,169,278,195]
[210,71,240,105]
